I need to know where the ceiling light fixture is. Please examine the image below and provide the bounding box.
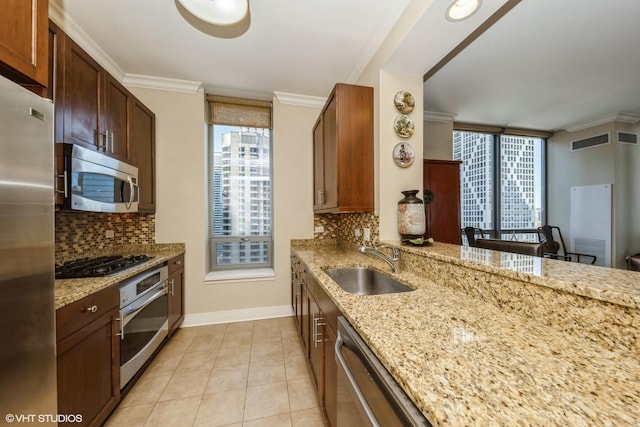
[177,0,249,26]
[446,0,481,22]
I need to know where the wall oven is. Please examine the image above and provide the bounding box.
[58,143,139,213]
[336,317,432,427]
[119,265,169,388]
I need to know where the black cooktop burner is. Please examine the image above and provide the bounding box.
[56,254,152,279]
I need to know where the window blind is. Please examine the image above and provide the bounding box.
[207,94,272,128]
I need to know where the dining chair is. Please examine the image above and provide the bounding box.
[537,225,597,264]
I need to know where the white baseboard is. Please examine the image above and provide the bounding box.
[181,305,293,327]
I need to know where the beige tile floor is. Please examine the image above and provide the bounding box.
[105,317,325,427]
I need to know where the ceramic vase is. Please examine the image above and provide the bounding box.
[397,190,426,239]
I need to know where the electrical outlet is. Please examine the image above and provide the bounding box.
[354,228,361,238]
[314,226,324,233]
[105,230,115,239]
[363,227,371,242]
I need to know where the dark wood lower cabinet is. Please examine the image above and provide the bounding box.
[56,307,119,427]
[291,251,339,425]
[324,324,338,427]
[167,255,185,336]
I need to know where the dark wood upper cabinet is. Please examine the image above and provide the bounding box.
[61,39,104,150]
[50,21,156,212]
[0,0,49,87]
[130,98,156,213]
[423,159,462,245]
[104,75,131,162]
[313,83,374,213]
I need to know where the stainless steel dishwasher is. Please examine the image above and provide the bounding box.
[336,317,432,427]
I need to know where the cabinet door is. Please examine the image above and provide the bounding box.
[168,268,184,336]
[57,309,120,427]
[322,95,338,210]
[324,324,337,427]
[424,160,462,244]
[104,75,130,161]
[312,116,325,210]
[130,99,156,213]
[308,295,324,401]
[0,0,48,86]
[62,39,104,151]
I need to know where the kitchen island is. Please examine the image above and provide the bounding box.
[292,240,640,426]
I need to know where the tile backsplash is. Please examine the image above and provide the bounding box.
[314,212,379,247]
[55,212,155,263]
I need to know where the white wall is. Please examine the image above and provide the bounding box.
[129,86,318,320]
[547,122,640,267]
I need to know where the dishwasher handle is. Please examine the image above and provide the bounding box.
[335,331,381,427]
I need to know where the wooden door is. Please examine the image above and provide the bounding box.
[423,159,462,244]
[62,39,104,151]
[130,99,156,213]
[0,0,48,86]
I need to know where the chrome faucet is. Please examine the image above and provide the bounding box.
[359,245,400,273]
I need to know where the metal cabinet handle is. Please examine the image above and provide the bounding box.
[169,279,175,296]
[55,171,68,197]
[317,190,324,206]
[313,314,326,347]
[82,305,98,313]
[109,131,114,153]
[174,260,182,265]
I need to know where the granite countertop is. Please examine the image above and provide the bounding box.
[54,243,185,309]
[291,242,640,426]
[392,240,640,310]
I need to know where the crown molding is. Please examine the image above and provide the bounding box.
[274,91,326,108]
[423,111,456,123]
[564,112,640,133]
[123,74,203,93]
[49,0,125,81]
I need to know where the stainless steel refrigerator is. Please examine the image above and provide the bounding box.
[0,74,57,424]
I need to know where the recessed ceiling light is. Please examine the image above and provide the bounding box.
[446,0,481,22]
[178,0,249,27]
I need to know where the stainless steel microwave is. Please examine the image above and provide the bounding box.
[58,143,139,213]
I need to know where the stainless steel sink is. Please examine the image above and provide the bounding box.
[323,267,414,295]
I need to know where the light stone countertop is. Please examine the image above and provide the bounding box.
[291,241,640,426]
[54,243,185,309]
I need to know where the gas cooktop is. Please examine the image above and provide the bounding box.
[55,254,152,279]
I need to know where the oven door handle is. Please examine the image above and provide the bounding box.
[335,331,381,427]
[121,282,168,319]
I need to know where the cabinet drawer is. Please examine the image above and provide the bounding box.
[168,254,184,274]
[56,285,118,342]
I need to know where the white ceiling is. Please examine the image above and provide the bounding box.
[52,0,640,131]
[421,0,640,131]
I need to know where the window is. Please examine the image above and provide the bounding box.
[207,95,273,272]
[454,129,546,242]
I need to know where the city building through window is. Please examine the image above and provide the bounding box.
[453,130,546,242]
[207,96,272,271]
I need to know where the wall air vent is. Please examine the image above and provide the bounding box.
[570,133,609,152]
[617,131,638,145]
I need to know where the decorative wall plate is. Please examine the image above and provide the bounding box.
[393,114,414,138]
[393,142,414,168]
[394,91,415,114]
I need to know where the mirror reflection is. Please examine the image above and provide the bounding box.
[422,0,640,271]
